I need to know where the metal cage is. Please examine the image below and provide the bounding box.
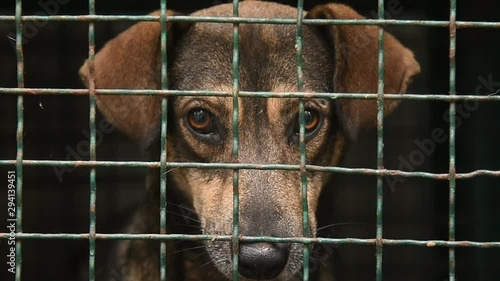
[1,0,500,281]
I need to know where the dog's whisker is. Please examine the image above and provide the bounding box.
[316,222,364,233]
[207,264,224,277]
[191,248,210,259]
[163,167,181,175]
[165,210,201,224]
[166,201,197,214]
[173,223,203,230]
[200,259,216,269]
[309,256,329,268]
[169,245,207,256]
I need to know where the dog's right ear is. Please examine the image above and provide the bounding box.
[79,11,189,147]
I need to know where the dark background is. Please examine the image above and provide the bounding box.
[1,0,499,280]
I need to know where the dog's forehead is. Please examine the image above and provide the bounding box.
[192,2,301,21]
[171,2,333,94]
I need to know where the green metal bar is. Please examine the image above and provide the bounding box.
[231,1,241,281]
[14,0,24,280]
[448,0,457,280]
[0,159,499,180]
[159,84,169,280]
[159,1,169,280]
[295,0,311,280]
[376,0,386,280]
[3,88,500,101]
[89,170,97,281]
[0,232,499,248]
[1,15,500,28]
[87,0,97,280]
[4,88,500,101]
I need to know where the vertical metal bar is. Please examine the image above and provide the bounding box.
[376,0,386,280]
[295,0,310,280]
[14,0,24,280]
[87,0,97,281]
[448,0,457,280]
[231,1,240,281]
[159,0,169,280]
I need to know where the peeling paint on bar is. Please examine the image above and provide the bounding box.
[1,14,500,29]
[14,0,24,280]
[295,1,311,280]
[159,1,169,280]
[375,0,386,279]
[0,160,499,180]
[0,232,500,248]
[230,2,241,281]
[86,0,97,280]
[3,88,500,101]
[448,1,457,280]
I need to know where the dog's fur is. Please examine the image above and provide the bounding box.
[79,1,420,281]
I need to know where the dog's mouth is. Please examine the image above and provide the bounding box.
[204,239,305,281]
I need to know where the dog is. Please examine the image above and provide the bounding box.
[79,1,420,281]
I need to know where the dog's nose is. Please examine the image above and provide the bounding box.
[238,242,289,280]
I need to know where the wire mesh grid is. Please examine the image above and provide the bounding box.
[1,1,500,281]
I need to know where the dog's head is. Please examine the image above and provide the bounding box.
[80,1,419,280]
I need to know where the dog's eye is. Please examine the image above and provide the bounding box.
[304,110,320,132]
[296,109,321,135]
[288,109,322,145]
[186,109,223,144]
[187,109,214,133]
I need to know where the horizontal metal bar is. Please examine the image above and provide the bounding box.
[0,159,499,180]
[1,88,500,101]
[0,233,498,248]
[0,15,499,28]
[0,16,439,25]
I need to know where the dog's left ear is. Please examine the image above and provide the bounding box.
[306,4,421,141]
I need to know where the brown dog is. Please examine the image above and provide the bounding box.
[79,1,420,281]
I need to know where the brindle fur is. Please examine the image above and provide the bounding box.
[79,1,420,281]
